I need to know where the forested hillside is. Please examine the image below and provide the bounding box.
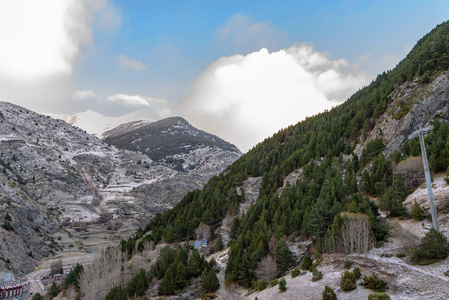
[98,21,449,298]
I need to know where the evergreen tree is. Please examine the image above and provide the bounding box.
[412,228,449,263]
[278,278,287,292]
[158,265,176,295]
[202,269,220,293]
[360,170,371,195]
[48,282,60,299]
[411,201,424,221]
[105,286,127,300]
[186,249,202,278]
[128,268,147,297]
[214,234,224,252]
[393,173,407,200]
[65,263,83,287]
[275,239,293,275]
[175,261,188,289]
[308,198,332,237]
[379,187,406,217]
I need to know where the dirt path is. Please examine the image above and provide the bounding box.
[210,249,246,300]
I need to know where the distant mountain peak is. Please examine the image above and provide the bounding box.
[48,109,161,138]
[103,116,241,171]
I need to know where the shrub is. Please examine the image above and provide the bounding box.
[256,280,267,291]
[344,260,352,269]
[2,221,13,231]
[312,270,323,282]
[300,255,313,270]
[269,278,278,287]
[291,268,301,278]
[412,228,449,264]
[361,273,387,292]
[368,292,391,300]
[278,278,287,292]
[445,270,449,277]
[353,266,361,279]
[310,261,320,272]
[322,285,337,300]
[341,270,357,292]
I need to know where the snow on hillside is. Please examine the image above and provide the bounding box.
[47,109,161,138]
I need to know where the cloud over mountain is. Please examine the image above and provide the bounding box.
[179,44,371,152]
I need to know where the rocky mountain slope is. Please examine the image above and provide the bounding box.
[103,116,242,173]
[0,102,240,276]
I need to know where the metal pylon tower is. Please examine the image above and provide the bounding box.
[408,125,439,231]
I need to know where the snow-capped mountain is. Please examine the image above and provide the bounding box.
[0,101,240,276]
[103,117,242,174]
[48,109,161,138]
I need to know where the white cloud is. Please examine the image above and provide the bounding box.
[179,45,371,152]
[218,14,288,53]
[107,93,171,117]
[73,90,97,100]
[0,0,121,112]
[117,55,147,71]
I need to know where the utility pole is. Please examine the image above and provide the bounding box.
[408,125,439,231]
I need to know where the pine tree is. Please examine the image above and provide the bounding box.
[48,282,60,299]
[158,265,176,295]
[202,269,220,293]
[379,187,406,217]
[214,234,224,252]
[359,170,371,195]
[411,201,424,221]
[186,250,202,278]
[393,172,407,200]
[65,263,83,287]
[175,261,188,289]
[275,239,293,276]
[278,278,287,292]
[412,228,449,262]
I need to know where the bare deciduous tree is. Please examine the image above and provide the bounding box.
[50,258,63,277]
[396,156,425,190]
[79,246,131,300]
[340,212,375,254]
[255,255,277,282]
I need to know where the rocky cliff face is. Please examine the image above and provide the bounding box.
[0,102,240,276]
[103,116,242,174]
[354,71,449,158]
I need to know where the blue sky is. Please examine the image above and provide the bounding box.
[0,0,448,151]
[76,0,449,106]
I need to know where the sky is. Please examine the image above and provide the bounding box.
[0,1,448,152]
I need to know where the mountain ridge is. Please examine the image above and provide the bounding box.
[103,116,242,172]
